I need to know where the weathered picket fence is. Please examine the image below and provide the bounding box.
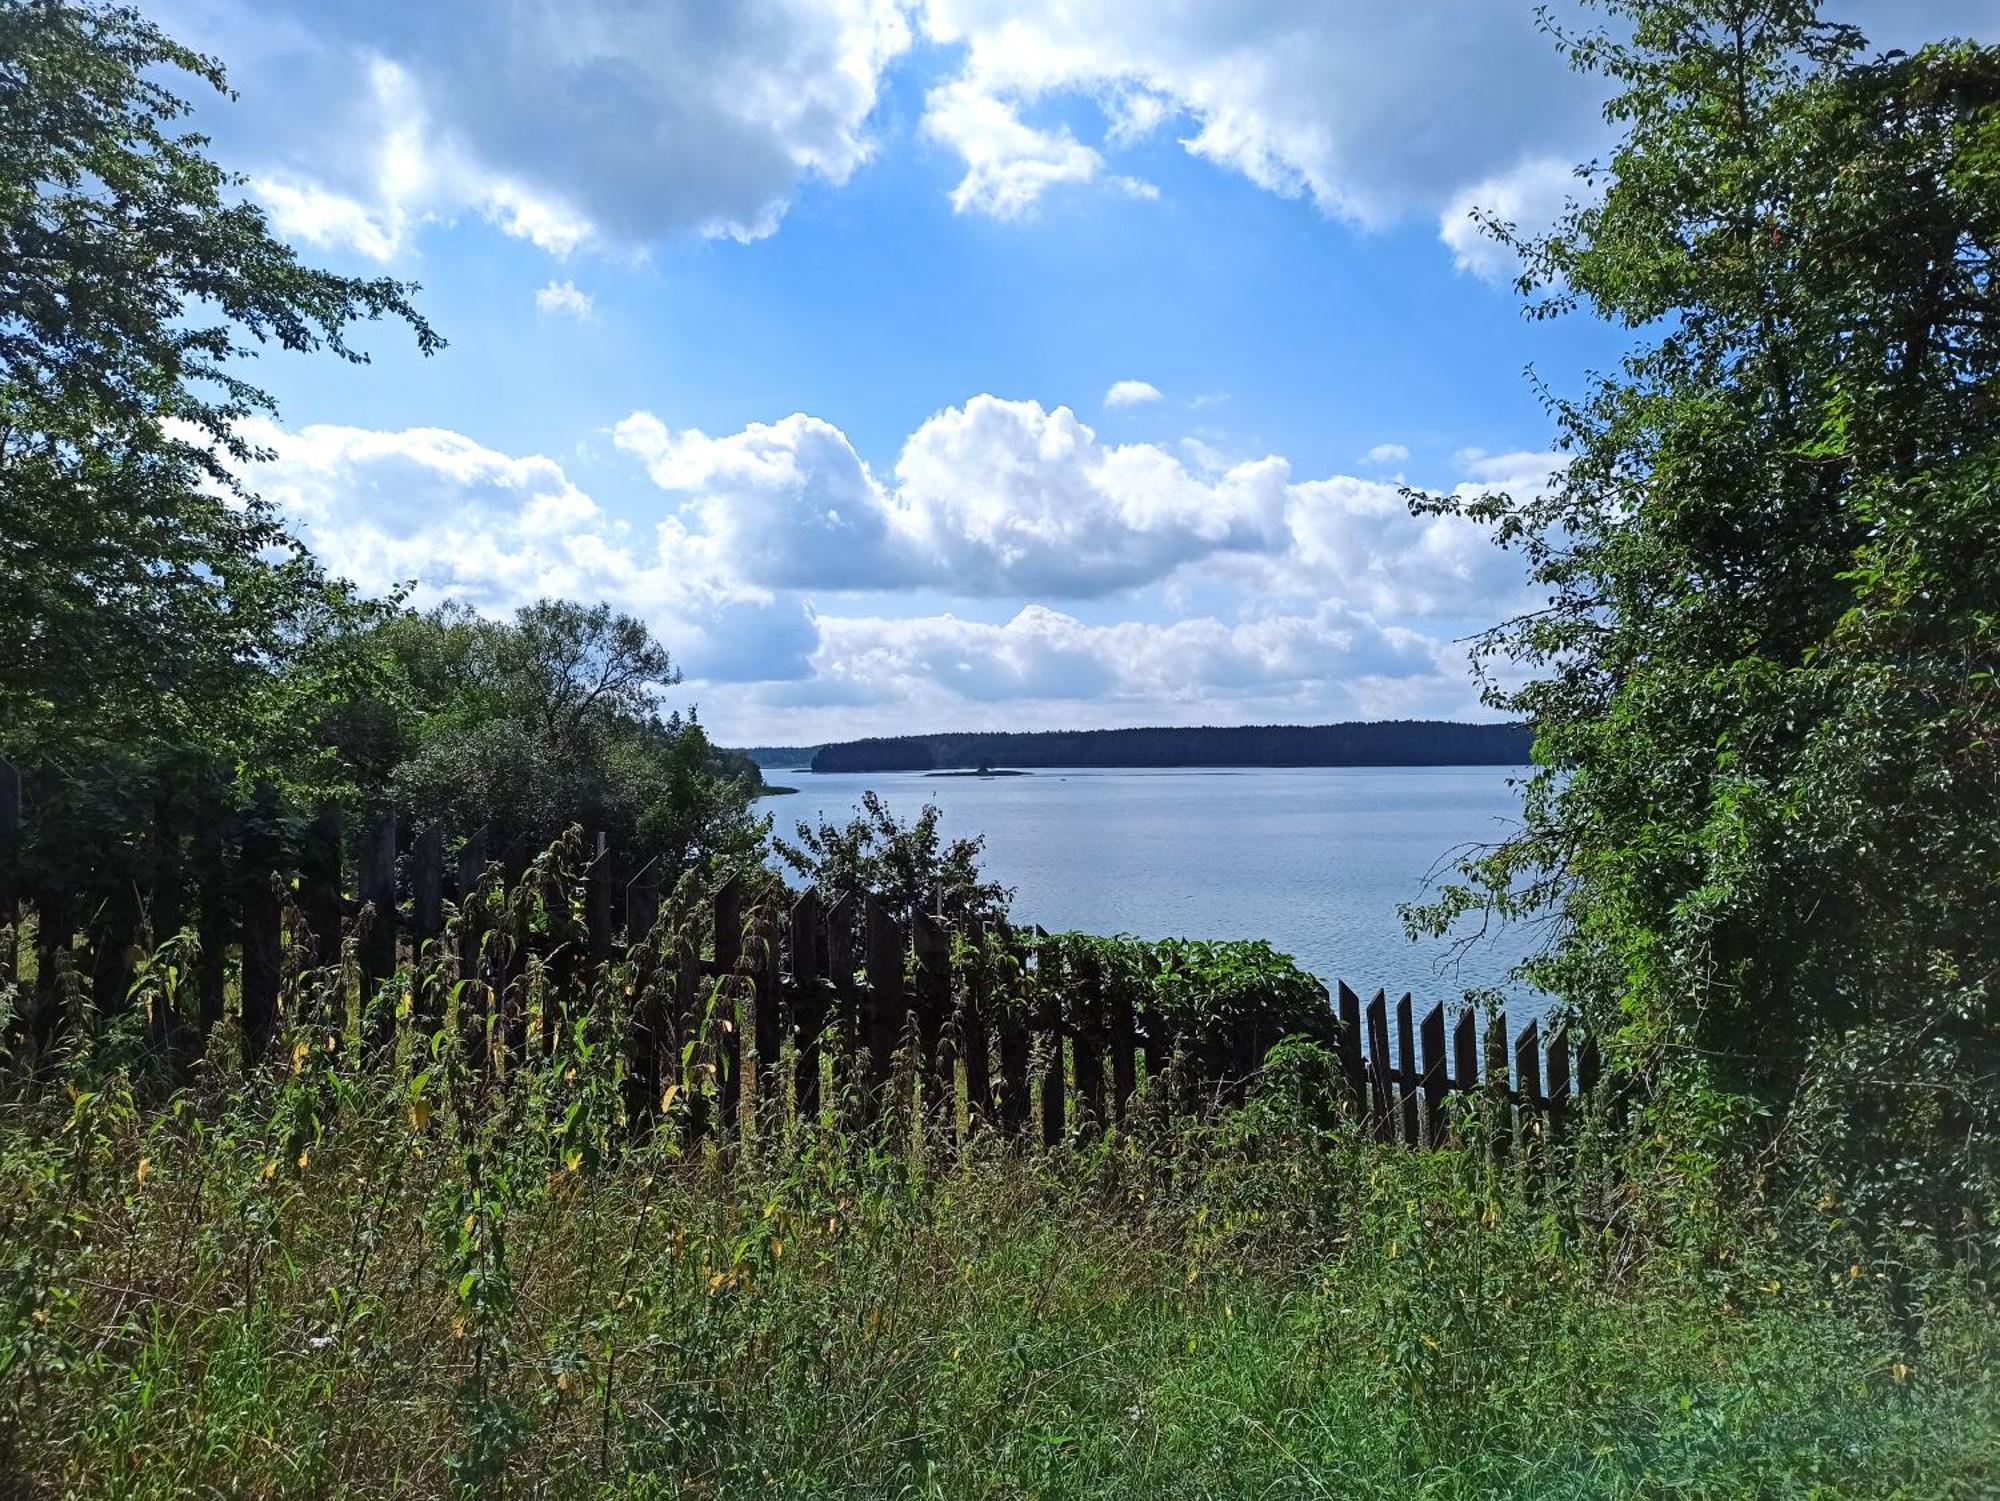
[0,763,1599,1154]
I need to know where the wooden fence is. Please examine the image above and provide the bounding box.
[0,762,1599,1154]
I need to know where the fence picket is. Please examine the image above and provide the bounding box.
[1419,1003,1448,1146]
[1395,992,1419,1145]
[714,876,744,1140]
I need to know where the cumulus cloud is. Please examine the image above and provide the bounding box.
[610,394,1548,619]
[1364,442,1410,467]
[228,418,818,684]
[534,280,594,320]
[913,1,1600,226]
[1438,155,1580,282]
[1105,379,1163,407]
[615,394,1292,598]
[209,405,1568,738]
[154,0,912,256]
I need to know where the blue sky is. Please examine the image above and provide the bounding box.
[148,0,1992,742]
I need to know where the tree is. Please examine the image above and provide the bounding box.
[1410,0,1999,1232]
[778,793,1011,923]
[332,602,767,879]
[0,0,438,769]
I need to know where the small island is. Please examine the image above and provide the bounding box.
[923,766,1030,778]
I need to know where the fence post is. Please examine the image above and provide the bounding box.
[677,936,706,1146]
[624,856,661,945]
[1485,1010,1512,1166]
[997,923,1032,1139]
[864,896,901,1129]
[413,826,445,949]
[960,918,993,1132]
[1336,982,1367,1116]
[299,803,343,971]
[750,887,784,1141]
[1514,1018,1544,1174]
[358,810,398,1053]
[713,876,744,1142]
[1419,1002,1448,1146]
[1035,928,1065,1147]
[1365,990,1395,1143]
[1545,1025,1571,1144]
[912,908,953,1149]
[455,826,490,1068]
[585,832,614,967]
[1452,1005,1478,1098]
[238,787,282,1064]
[1071,948,1107,1134]
[827,892,859,1122]
[791,890,826,1126]
[0,758,19,988]
[1393,993,1419,1146]
[1108,964,1137,1123]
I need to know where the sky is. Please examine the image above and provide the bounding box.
[146,0,1994,744]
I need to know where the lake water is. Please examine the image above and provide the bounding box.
[771,765,1548,1022]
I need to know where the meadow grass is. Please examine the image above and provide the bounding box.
[1,1026,1994,1499]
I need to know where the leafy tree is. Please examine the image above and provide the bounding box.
[1411,0,1999,1234]
[332,601,768,878]
[0,0,438,769]
[778,793,1011,922]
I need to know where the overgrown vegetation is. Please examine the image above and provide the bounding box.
[1,1007,1994,1498]
[3,0,1999,1493]
[1408,0,2000,1252]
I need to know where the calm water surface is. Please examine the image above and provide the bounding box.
[772,765,1547,1021]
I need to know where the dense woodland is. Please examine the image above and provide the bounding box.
[808,720,1534,772]
[1,1,1997,1495]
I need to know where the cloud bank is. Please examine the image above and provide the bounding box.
[228,397,1559,739]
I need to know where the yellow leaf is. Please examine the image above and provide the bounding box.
[565,1149,584,1173]
[770,1239,782,1259]
[661,1083,681,1112]
[409,1098,433,1131]
[261,1159,278,1181]
[135,1157,152,1186]
[556,1370,574,1394]
[1891,1362,1911,1385]
[291,1041,310,1074]
[297,1150,311,1173]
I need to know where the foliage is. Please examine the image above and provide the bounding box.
[777,792,1011,923]
[1037,931,1335,1061]
[0,994,1995,1497]
[1406,0,2000,1242]
[0,0,437,771]
[324,600,768,877]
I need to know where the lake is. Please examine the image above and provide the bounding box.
[771,765,1549,1022]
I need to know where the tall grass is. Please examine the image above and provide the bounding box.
[1,1002,1994,1499]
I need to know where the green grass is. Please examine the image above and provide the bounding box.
[1,1027,1994,1498]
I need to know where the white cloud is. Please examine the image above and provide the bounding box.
[912,1,1601,226]
[1364,442,1410,466]
[1104,379,1162,407]
[156,0,913,257]
[213,406,1564,740]
[534,280,594,320]
[1438,156,1579,283]
[794,603,1460,723]
[228,418,818,684]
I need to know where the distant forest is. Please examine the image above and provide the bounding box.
[807,721,1533,773]
[734,746,823,768]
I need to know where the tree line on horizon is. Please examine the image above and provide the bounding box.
[807,720,1535,773]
